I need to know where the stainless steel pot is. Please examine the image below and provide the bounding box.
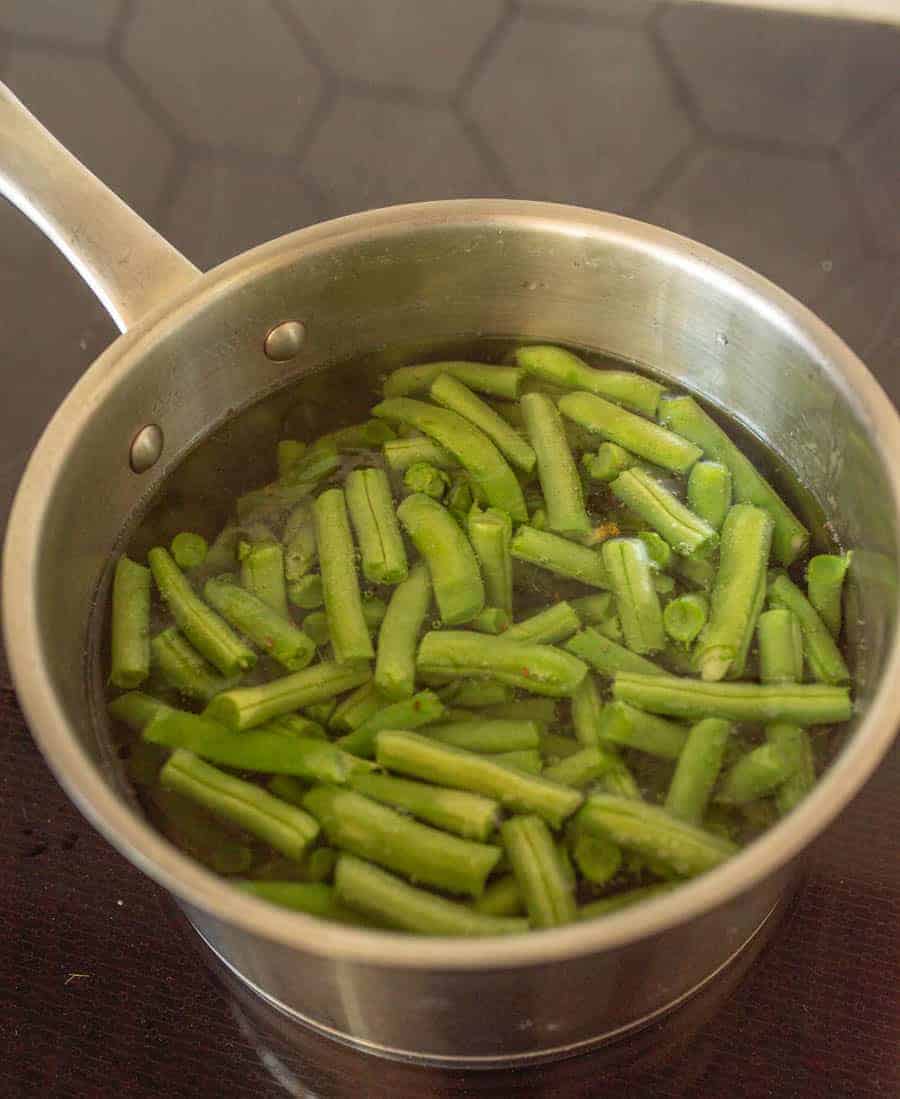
[3,82,899,1068]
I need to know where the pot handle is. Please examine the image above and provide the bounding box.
[0,81,200,333]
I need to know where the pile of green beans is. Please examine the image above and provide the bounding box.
[106,344,854,937]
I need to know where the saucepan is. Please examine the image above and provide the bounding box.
[2,81,899,1067]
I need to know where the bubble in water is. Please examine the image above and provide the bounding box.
[716,332,729,347]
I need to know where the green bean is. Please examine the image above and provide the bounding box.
[149,787,253,874]
[239,540,289,619]
[696,504,773,682]
[301,611,330,647]
[170,532,208,570]
[376,731,583,828]
[570,674,603,747]
[236,881,355,921]
[303,785,500,898]
[160,750,318,861]
[612,672,852,724]
[474,874,524,917]
[446,475,478,522]
[150,628,237,703]
[675,554,717,591]
[382,436,457,475]
[480,699,558,724]
[610,468,717,556]
[511,526,609,588]
[664,718,732,824]
[337,689,446,758]
[467,506,513,615]
[502,815,576,928]
[329,681,384,732]
[109,556,152,689]
[334,854,527,936]
[486,749,543,774]
[204,576,315,672]
[545,746,615,789]
[431,374,536,473]
[417,630,587,698]
[577,882,680,920]
[505,601,581,645]
[559,392,701,474]
[663,593,708,645]
[305,699,336,725]
[278,444,341,488]
[571,830,622,885]
[403,461,450,499]
[757,608,803,684]
[345,468,408,585]
[349,771,499,842]
[601,538,665,655]
[565,627,666,678]
[236,481,314,523]
[146,710,352,782]
[427,719,541,753]
[806,553,851,637]
[582,442,636,482]
[397,493,485,625]
[521,391,590,536]
[578,793,737,877]
[637,531,673,571]
[767,572,849,685]
[266,775,309,807]
[108,690,174,732]
[277,439,306,478]
[687,461,732,531]
[469,607,511,634]
[148,548,256,677]
[384,361,524,400]
[204,662,371,731]
[374,563,432,700]
[716,743,794,805]
[569,594,615,626]
[309,419,396,454]
[267,713,327,740]
[766,723,816,814]
[288,575,324,611]
[372,398,527,520]
[597,700,688,760]
[283,500,317,583]
[446,680,514,708]
[657,394,809,566]
[314,488,375,664]
[514,345,663,417]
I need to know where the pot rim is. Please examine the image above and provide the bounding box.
[5,199,900,970]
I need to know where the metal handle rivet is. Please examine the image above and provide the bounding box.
[130,424,163,473]
[264,320,306,362]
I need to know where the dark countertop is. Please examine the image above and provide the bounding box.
[2,3,898,1096]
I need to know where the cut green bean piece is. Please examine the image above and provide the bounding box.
[204,662,371,731]
[148,548,256,677]
[687,461,732,531]
[309,419,396,455]
[236,881,355,921]
[314,488,375,664]
[374,563,432,700]
[515,345,663,417]
[611,468,717,557]
[383,436,457,475]
[376,731,583,828]
[480,699,558,724]
[469,607,511,634]
[427,719,541,753]
[349,771,499,842]
[267,775,310,808]
[303,785,500,898]
[521,391,590,535]
[663,593,709,645]
[569,594,614,626]
[571,674,604,747]
[267,713,327,740]
[283,500,317,582]
[476,750,539,774]
[545,746,615,789]
[301,611,330,647]
[277,439,306,479]
[601,538,665,655]
[238,540,289,619]
[664,718,732,824]
[417,630,587,698]
[403,461,449,499]
[278,444,341,488]
[757,607,804,684]
[345,467,408,585]
[766,723,816,814]
[384,361,524,400]
[171,532,208,570]
[571,830,622,885]
[578,883,680,920]
[160,750,318,861]
[305,699,336,725]
[716,743,794,805]
[151,628,238,703]
[334,854,527,936]
[696,504,773,682]
[767,572,849,685]
[204,576,315,672]
[597,701,688,760]
[658,394,809,566]
[565,627,666,678]
[467,506,513,615]
[448,680,514,708]
[288,574,324,610]
[511,526,609,589]
[676,554,716,591]
[108,690,174,732]
[578,793,737,877]
[329,681,383,732]
[337,689,446,758]
[502,815,576,928]
[431,374,536,473]
[806,553,850,637]
[613,672,852,725]
[474,874,524,917]
[559,391,701,475]
[109,555,152,689]
[636,531,673,571]
[505,601,581,645]
[582,442,636,482]
[540,732,581,762]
